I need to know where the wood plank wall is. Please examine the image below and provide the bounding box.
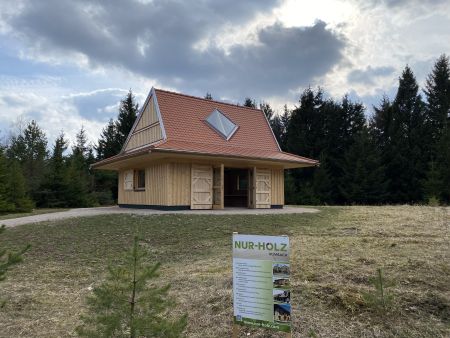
[168,162,191,206]
[271,168,284,205]
[118,161,285,208]
[125,96,163,152]
[118,163,169,205]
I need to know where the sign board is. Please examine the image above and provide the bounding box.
[233,233,291,333]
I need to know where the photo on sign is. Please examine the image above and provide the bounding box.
[273,276,290,288]
[272,263,290,277]
[273,289,290,304]
[274,303,291,323]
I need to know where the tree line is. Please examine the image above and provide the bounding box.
[0,55,449,213]
[256,55,449,205]
[0,92,138,213]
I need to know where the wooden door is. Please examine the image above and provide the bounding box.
[255,168,271,209]
[213,164,224,209]
[191,164,213,209]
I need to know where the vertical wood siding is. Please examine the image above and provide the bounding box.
[271,168,285,205]
[125,96,163,152]
[169,162,191,206]
[118,163,169,205]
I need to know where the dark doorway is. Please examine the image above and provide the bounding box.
[224,168,248,207]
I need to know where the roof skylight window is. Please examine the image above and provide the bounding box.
[205,109,238,140]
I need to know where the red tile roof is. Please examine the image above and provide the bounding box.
[93,88,318,168]
[155,89,280,152]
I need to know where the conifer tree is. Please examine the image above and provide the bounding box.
[0,150,14,212]
[6,120,48,204]
[259,102,274,120]
[243,97,256,108]
[387,66,426,202]
[340,129,388,204]
[77,236,187,337]
[424,54,450,145]
[66,128,94,207]
[424,54,450,203]
[270,105,290,151]
[42,132,69,207]
[116,90,138,149]
[96,119,119,160]
[6,160,34,212]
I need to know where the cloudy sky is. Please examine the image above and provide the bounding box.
[0,0,449,146]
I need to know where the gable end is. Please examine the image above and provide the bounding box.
[122,88,166,153]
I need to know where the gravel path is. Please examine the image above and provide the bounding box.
[1,206,319,228]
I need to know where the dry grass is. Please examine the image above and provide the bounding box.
[0,206,449,337]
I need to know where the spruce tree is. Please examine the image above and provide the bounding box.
[42,132,70,207]
[0,150,14,213]
[66,128,94,207]
[340,129,388,204]
[270,105,290,151]
[6,120,48,205]
[76,236,187,337]
[243,97,256,108]
[387,66,427,203]
[286,88,326,204]
[424,54,450,203]
[259,102,274,120]
[116,90,138,149]
[6,161,34,212]
[96,119,120,160]
[424,54,450,145]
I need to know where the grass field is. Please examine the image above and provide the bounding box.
[0,206,449,337]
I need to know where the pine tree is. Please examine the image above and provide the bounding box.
[243,97,256,108]
[42,132,70,207]
[270,105,290,151]
[424,54,450,204]
[340,129,388,204]
[0,150,14,212]
[424,54,450,145]
[387,66,427,203]
[66,128,94,207]
[116,90,139,149]
[96,119,120,160]
[76,236,187,337]
[6,120,48,205]
[6,161,34,212]
[259,102,274,120]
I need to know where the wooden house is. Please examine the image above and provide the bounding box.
[92,88,318,210]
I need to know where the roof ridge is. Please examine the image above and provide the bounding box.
[154,88,263,112]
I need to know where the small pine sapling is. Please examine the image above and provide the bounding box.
[362,268,394,314]
[76,236,187,338]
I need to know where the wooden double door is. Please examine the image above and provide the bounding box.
[190,164,271,209]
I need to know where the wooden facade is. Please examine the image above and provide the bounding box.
[117,161,284,209]
[124,95,163,152]
[93,87,318,210]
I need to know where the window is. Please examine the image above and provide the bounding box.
[134,169,145,190]
[205,109,238,140]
